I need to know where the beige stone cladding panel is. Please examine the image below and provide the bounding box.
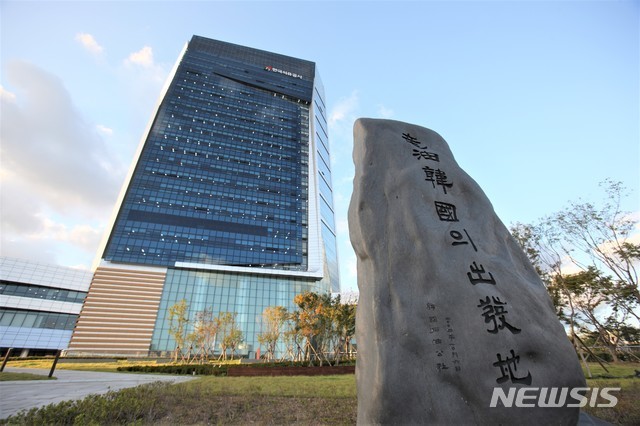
[68,266,166,355]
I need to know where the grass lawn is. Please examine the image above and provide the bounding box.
[5,358,162,372]
[580,362,640,425]
[0,371,56,381]
[1,361,638,425]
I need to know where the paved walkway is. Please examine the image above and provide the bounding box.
[0,367,195,419]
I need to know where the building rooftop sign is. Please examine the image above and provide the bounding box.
[264,65,303,79]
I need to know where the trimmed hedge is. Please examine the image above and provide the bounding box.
[228,365,355,376]
[117,360,356,376]
[117,364,227,375]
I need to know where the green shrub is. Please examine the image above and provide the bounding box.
[117,363,227,376]
[0,382,172,425]
[115,360,355,375]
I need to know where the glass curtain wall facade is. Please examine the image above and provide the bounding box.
[69,36,339,357]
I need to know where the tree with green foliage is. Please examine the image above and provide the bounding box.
[332,296,357,364]
[549,267,624,361]
[550,179,639,321]
[510,180,639,362]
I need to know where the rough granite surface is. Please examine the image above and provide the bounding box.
[349,118,586,425]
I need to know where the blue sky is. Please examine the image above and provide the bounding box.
[1,1,638,294]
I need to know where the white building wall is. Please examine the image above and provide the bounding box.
[1,257,92,292]
[0,257,92,352]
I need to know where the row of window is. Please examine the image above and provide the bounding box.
[132,193,301,222]
[0,308,78,331]
[142,165,302,195]
[151,153,297,183]
[140,179,299,208]
[108,244,304,267]
[148,154,299,186]
[155,129,301,153]
[123,206,303,232]
[0,281,86,304]
[172,89,301,133]
[171,84,301,124]
[158,118,302,151]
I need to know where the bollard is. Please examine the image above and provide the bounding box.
[1,348,13,372]
[48,350,62,378]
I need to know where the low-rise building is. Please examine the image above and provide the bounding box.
[0,257,92,357]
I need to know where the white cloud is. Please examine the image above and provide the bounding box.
[119,45,167,124]
[377,104,394,118]
[1,61,123,210]
[0,60,124,267]
[97,124,113,136]
[35,217,103,253]
[329,90,359,127]
[75,33,104,57]
[125,46,154,68]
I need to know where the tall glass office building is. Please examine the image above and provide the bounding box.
[68,36,339,356]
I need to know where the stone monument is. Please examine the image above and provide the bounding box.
[349,118,587,425]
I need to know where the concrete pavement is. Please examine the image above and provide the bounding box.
[0,367,195,419]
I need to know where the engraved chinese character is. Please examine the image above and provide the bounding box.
[477,296,521,334]
[493,349,532,385]
[433,338,442,345]
[434,201,459,222]
[413,148,440,162]
[436,362,449,371]
[467,261,496,285]
[426,303,436,310]
[450,229,478,251]
[402,132,422,147]
[429,327,439,333]
[429,316,438,323]
[423,167,453,194]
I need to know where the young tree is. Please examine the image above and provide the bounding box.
[551,179,639,319]
[282,314,304,362]
[191,307,220,363]
[292,291,332,365]
[509,222,548,281]
[550,268,622,361]
[167,299,190,363]
[511,180,639,363]
[217,312,243,360]
[333,297,357,364]
[256,306,288,361]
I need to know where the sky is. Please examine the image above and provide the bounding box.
[1,0,638,294]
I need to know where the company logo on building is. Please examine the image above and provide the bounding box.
[489,387,620,408]
[264,66,303,79]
